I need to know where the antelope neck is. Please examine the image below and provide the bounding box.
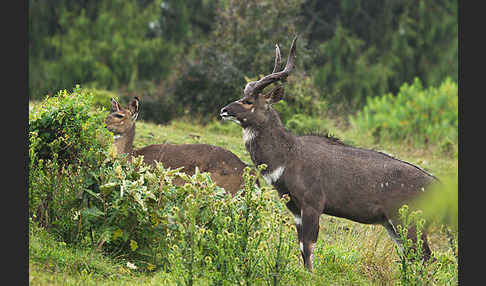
[243,123,297,177]
[114,123,136,155]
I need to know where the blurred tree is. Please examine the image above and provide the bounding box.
[29,0,176,99]
[170,0,315,122]
[210,0,308,77]
[299,0,457,111]
[154,0,217,45]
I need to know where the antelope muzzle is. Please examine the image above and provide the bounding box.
[219,102,244,125]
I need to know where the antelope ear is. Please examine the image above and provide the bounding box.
[111,98,122,112]
[264,85,284,105]
[128,96,140,120]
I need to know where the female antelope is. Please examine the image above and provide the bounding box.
[105,97,253,195]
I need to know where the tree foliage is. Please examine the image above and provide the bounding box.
[302,0,458,110]
[29,0,177,99]
[29,0,458,120]
[170,0,312,122]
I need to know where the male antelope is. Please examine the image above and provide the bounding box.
[220,36,438,271]
[105,97,251,195]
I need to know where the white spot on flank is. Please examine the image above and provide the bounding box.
[251,107,255,113]
[263,166,285,185]
[242,128,257,144]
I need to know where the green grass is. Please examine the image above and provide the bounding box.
[29,222,143,285]
[29,116,458,285]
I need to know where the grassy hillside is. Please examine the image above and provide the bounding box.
[29,113,458,285]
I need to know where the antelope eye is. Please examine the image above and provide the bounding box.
[242,100,253,105]
[114,113,124,118]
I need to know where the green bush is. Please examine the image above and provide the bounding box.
[29,86,112,241]
[350,77,457,146]
[164,0,312,123]
[81,154,298,284]
[29,86,111,164]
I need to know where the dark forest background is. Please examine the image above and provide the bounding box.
[29,0,457,123]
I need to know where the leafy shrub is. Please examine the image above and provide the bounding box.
[308,1,457,111]
[395,205,428,285]
[164,0,314,123]
[350,77,458,146]
[29,86,111,164]
[29,86,112,240]
[82,155,298,284]
[208,0,307,80]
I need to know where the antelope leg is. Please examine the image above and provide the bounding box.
[301,207,320,272]
[286,200,304,262]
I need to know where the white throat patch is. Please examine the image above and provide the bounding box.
[294,214,302,226]
[242,128,257,144]
[263,166,285,185]
[113,134,122,140]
